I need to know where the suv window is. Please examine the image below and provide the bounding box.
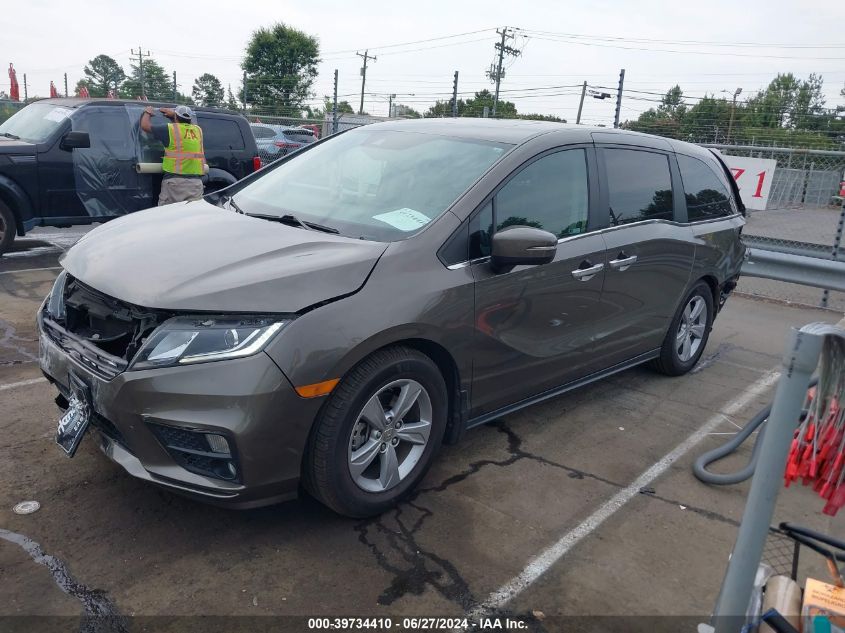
[677,154,733,221]
[495,149,589,239]
[252,126,276,139]
[604,149,674,225]
[199,117,245,150]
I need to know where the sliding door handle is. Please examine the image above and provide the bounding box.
[609,255,638,271]
[571,262,604,281]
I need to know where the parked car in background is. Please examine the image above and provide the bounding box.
[250,123,317,163]
[0,98,260,255]
[39,119,746,517]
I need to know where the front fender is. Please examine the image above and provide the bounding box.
[0,174,36,235]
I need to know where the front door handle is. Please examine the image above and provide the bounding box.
[609,254,638,271]
[571,262,604,281]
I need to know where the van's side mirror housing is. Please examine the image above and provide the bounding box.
[490,226,558,271]
[60,131,90,151]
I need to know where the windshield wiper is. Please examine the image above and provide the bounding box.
[0,132,20,140]
[246,212,340,234]
[222,195,245,214]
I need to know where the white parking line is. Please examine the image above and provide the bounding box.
[0,266,61,276]
[468,368,782,618]
[0,377,47,391]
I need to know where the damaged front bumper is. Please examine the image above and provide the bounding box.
[38,309,324,509]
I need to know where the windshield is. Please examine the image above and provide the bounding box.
[0,102,73,143]
[234,128,511,241]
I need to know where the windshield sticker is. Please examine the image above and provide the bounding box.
[373,208,432,232]
[44,107,72,123]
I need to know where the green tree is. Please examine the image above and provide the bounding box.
[225,85,239,111]
[192,73,224,107]
[119,58,172,101]
[83,54,126,97]
[518,113,566,122]
[242,22,320,115]
[425,90,517,118]
[393,104,421,118]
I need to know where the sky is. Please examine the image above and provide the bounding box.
[4,0,845,125]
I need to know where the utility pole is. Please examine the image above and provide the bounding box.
[725,87,743,144]
[23,74,27,102]
[64,73,68,98]
[451,71,459,117]
[388,93,396,118]
[576,81,587,124]
[172,71,177,103]
[242,71,247,113]
[356,50,376,115]
[486,27,520,117]
[131,47,151,99]
[332,69,339,134]
[613,68,625,129]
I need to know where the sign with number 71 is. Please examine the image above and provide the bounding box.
[720,155,778,211]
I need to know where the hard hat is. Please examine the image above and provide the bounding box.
[174,105,194,121]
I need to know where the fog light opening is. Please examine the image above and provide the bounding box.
[206,433,230,454]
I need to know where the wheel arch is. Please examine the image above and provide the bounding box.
[0,176,35,236]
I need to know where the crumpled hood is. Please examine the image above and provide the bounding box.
[60,200,388,313]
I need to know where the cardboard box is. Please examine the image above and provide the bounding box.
[802,578,845,633]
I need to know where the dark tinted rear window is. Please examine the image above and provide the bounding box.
[198,117,245,150]
[251,126,275,139]
[677,154,733,221]
[604,149,674,225]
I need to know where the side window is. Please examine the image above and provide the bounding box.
[676,154,733,221]
[469,201,494,260]
[604,149,674,225]
[252,126,275,139]
[495,149,589,239]
[198,118,245,150]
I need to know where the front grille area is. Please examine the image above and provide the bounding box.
[148,422,240,483]
[42,276,171,379]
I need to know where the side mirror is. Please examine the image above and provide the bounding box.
[491,226,558,271]
[60,131,90,151]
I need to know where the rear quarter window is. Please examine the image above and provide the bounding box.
[251,126,276,139]
[198,117,245,150]
[676,154,734,221]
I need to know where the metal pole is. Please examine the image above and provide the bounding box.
[492,28,507,117]
[23,74,27,102]
[242,71,247,113]
[712,327,823,631]
[821,203,845,308]
[332,69,338,134]
[388,94,393,118]
[451,71,459,118]
[172,71,177,103]
[576,81,587,124]
[64,73,68,98]
[727,93,737,144]
[357,50,375,115]
[614,68,625,129]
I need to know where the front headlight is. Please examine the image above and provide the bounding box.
[46,270,68,320]
[130,315,290,370]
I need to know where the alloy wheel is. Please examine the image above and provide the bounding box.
[347,379,432,493]
[676,295,707,362]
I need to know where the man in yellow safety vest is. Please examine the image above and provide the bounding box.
[140,105,205,205]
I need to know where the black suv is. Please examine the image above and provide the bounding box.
[0,98,261,255]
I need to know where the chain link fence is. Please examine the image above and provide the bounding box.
[243,111,383,165]
[701,145,845,310]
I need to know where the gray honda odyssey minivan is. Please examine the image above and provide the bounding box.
[38,119,745,517]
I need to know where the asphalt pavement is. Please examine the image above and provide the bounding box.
[1,227,843,631]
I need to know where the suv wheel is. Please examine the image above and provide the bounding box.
[0,200,15,256]
[651,281,714,376]
[304,346,447,517]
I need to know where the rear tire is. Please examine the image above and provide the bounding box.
[0,200,16,256]
[651,281,714,376]
[304,346,447,518]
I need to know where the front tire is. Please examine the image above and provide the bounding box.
[651,281,714,376]
[0,200,16,256]
[304,346,447,517]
